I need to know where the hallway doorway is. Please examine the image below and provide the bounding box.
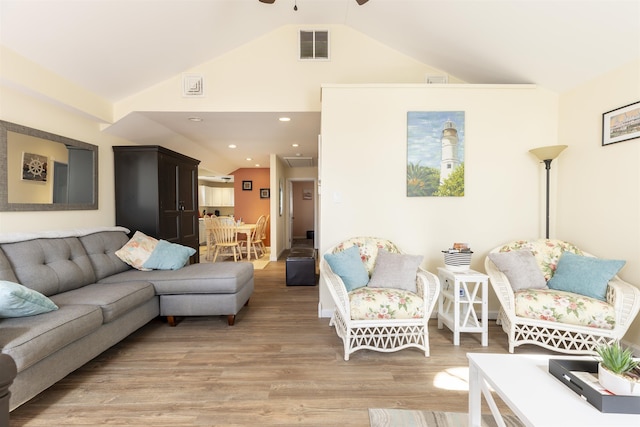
[289,179,316,250]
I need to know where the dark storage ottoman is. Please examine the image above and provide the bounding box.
[286,248,316,286]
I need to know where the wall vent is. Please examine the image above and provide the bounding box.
[182,74,204,97]
[425,74,449,84]
[284,156,314,167]
[299,30,329,60]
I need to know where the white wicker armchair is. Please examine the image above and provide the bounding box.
[485,239,640,355]
[321,237,440,361]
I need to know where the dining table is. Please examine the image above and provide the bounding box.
[236,223,257,261]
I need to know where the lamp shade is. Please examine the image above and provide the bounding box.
[529,145,568,161]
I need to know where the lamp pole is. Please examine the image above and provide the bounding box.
[543,159,552,239]
[529,145,567,240]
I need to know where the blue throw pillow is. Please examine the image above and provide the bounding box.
[142,240,196,270]
[547,252,625,301]
[0,280,59,318]
[324,245,369,291]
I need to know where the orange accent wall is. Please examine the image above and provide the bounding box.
[233,168,270,246]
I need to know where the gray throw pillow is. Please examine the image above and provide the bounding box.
[367,249,422,293]
[488,250,547,291]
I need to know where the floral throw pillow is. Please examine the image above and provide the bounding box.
[115,231,158,271]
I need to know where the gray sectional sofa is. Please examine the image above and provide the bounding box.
[0,227,254,410]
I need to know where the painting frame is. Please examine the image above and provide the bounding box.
[242,180,252,191]
[406,111,465,197]
[302,189,312,200]
[260,188,270,199]
[21,152,48,182]
[602,101,640,146]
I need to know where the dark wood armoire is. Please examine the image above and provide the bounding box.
[113,145,200,262]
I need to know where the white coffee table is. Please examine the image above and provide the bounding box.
[467,353,640,427]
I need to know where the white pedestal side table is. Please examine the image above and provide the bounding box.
[437,267,488,346]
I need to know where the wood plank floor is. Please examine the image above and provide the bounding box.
[10,259,554,426]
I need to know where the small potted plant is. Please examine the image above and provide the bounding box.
[596,341,640,396]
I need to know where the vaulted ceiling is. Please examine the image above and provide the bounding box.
[1,0,639,176]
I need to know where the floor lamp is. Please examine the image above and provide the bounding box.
[529,145,567,239]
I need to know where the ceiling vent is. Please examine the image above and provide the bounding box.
[283,157,314,167]
[299,30,329,60]
[425,74,449,84]
[183,74,204,97]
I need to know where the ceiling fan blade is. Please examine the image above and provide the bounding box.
[259,0,276,3]
[356,0,369,4]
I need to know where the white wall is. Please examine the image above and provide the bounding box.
[557,59,640,344]
[114,25,456,120]
[318,83,559,315]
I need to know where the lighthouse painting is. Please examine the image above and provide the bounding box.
[407,111,465,197]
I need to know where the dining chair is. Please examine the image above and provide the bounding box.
[241,215,265,260]
[203,215,217,261]
[255,215,269,257]
[210,217,242,262]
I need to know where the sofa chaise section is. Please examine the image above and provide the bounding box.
[82,231,255,326]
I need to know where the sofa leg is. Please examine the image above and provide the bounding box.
[227,315,235,326]
[167,316,177,327]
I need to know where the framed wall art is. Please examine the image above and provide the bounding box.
[260,188,270,199]
[21,152,48,182]
[407,111,465,197]
[303,189,312,200]
[242,180,252,191]
[603,101,640,146]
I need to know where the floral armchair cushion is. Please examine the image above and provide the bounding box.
[330,237,401,275]
[349,287,424,320]
[498,239,583,281]
[514,289,615,330]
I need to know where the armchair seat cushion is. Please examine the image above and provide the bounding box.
[514,288,615,330]
[349,287,424,320]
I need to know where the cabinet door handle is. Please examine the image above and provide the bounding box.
[179,201,185,211]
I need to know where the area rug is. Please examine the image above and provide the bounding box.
[368,409,524,427]
[199,247,270,269]
[251,258,270,270]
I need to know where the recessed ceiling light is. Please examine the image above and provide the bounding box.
[246,157,252,161]
[228,144,237,149]
[292,143,299,147]
[279,117,291,122]
[255,164,261,167]
[188,116,203,122]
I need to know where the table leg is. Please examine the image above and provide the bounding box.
[437,293,444,329]
[481,280,488,346]
[453,282,460,345]
[468,360,482,427]
[469,359,508,427]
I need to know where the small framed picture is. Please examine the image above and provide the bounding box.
[303,189,312,200]
[22,152,48,182]
[260,188,270,199]
[603,101,640,146]
[242,180,252,191]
